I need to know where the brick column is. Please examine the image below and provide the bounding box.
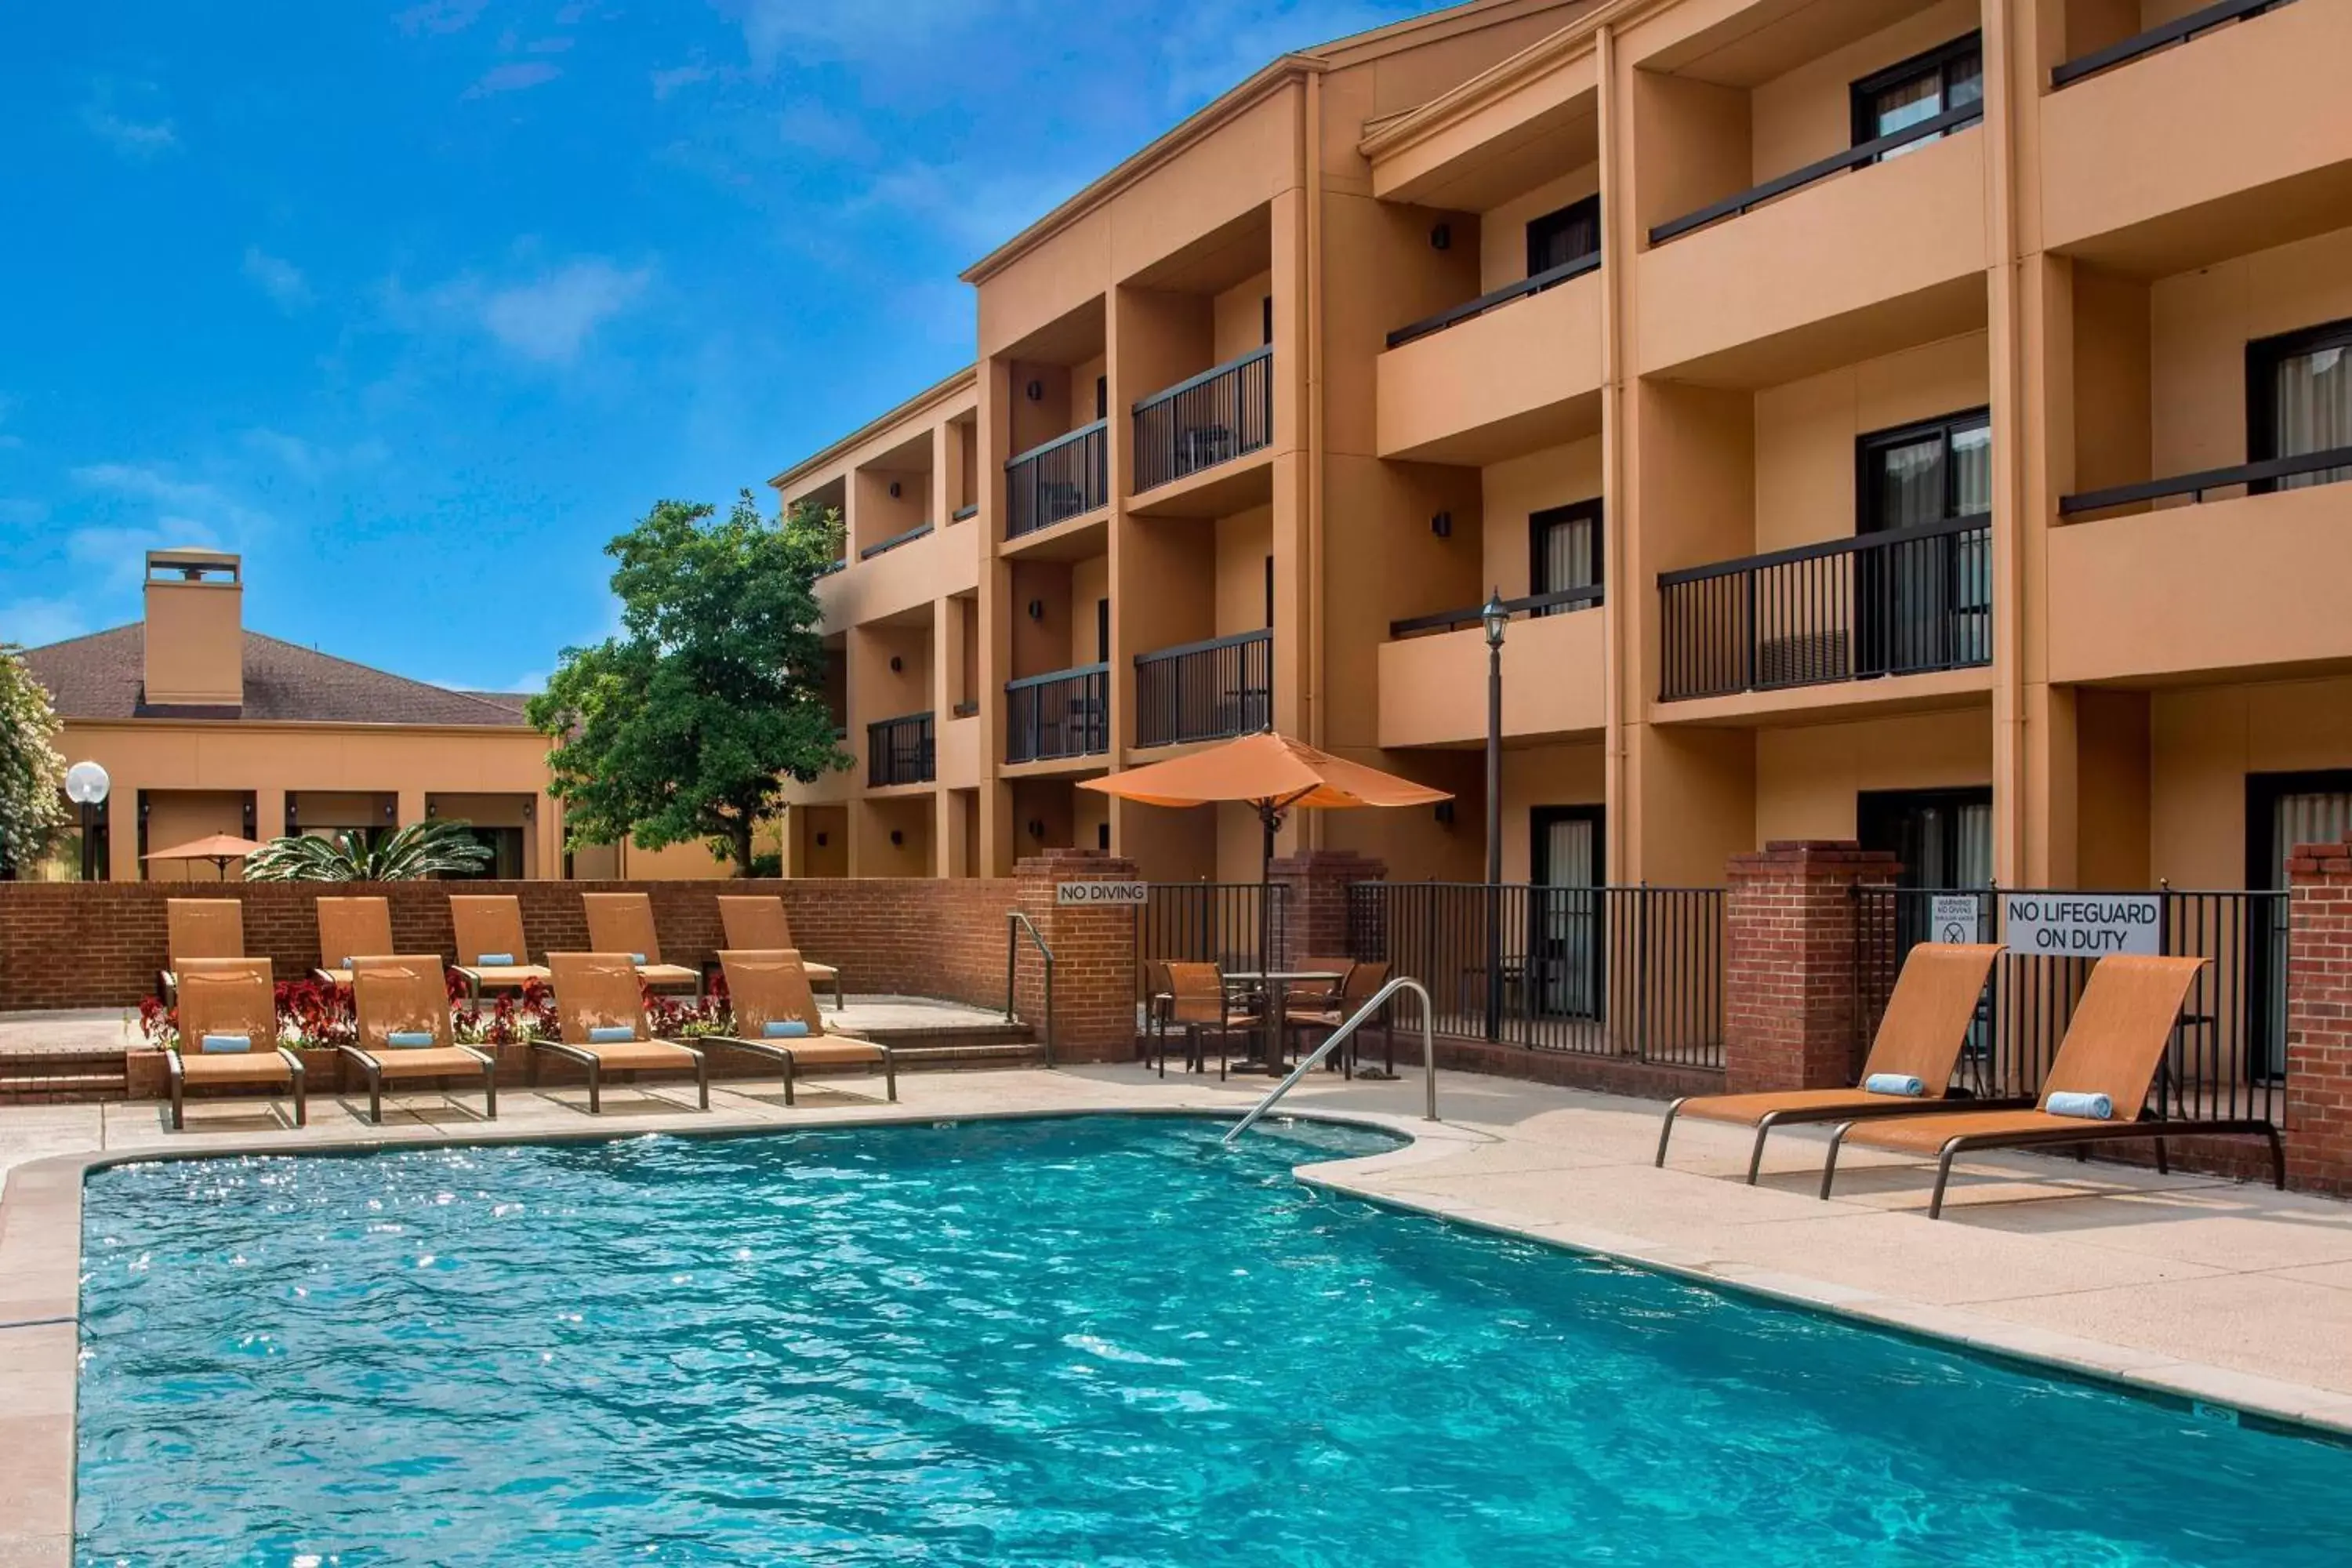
[2286,837,2352,1195]
[1268,848,1385,968]
[1723,840,1898,1095]
[1012,848,1142,1065]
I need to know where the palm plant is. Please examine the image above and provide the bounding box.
[243,819,496,882]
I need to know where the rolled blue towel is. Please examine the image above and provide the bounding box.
[1863,1073,1925,1097]
[197,1033,251,1054]
[386,1030,435,1050]
[2046,1091,2114,1121]
[586,1025,637,1045]
[762,1019,811,1040]
[630,953,648,964]
[475,952,514,967]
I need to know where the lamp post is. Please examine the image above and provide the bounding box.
[1481,590,1508,1042]
[64,760,111,883]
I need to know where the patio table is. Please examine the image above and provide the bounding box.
[1221,970,1343,1076]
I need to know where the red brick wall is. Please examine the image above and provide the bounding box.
[1724,840,1898,1094]
[1011,849,1140,1065]
[0,878,1017,1012]
[2287,840,2352,1194]
[1270,849,1384,971]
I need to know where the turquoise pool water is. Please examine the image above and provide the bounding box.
[77,1116,2349,1566]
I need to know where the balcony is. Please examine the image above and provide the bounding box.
[1004,664,1109,765]
[1376,256,1602,464]
[1638,117,1987,383]
[1005,422,1108,540]
[1377,590,1604,749]
[2050,450,2352,684]
[1657,517,1991,704]
[2043,0,2351,273]
[866,712,935,789]
[858,522,932,561]
[1131,347,1272,495]
[1133,630,1271,750]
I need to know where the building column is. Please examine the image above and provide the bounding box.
[396,788,427,829]
[1722,840,1899,1095]
[1268,848,1384,970]
[252,786,287,846]
[2286,837,2352,1194]
[1011,848,1142,1063]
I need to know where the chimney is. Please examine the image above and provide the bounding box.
[142,549,244,710]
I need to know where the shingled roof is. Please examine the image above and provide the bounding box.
[20,624,535,728]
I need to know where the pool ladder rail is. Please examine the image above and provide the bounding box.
[1223,976,1438,1144]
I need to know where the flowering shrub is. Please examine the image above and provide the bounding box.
[449,974,557,1046]
[138,971,741,1050]
[647,987,734,1040]
[136,979,356,1051]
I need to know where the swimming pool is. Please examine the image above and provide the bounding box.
[77,1115,2349,1566]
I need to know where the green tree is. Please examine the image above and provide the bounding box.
[243,821,496,882]
[528,491,848,875]
[0,644,70,877]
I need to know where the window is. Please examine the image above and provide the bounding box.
[448,826,524,880]
[2248,316,2352,493]
[1261,295,1273,347]
[1263,556,1274,628]
[1860,789,1993,892]
[1858,409,1991,534]
[1529,499,1601,617]
[1526,194,1600,278]
[1530,806,1603,1019]
[1856,409,1991,675]
[1851,34,1982,160]
[1094,375,1107,422]
[2249,771,2352,1080]
[1094,598,1109,663]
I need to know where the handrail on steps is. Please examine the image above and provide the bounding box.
[1223,977,1437,1144]
[1005,911,1054,1067]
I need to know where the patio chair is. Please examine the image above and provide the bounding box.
[1819,953,2285,1218]
[1141,960,1176,1064]
[1655,942,2009,1184]
[582,891,702,998]
[159,898,245,1005]
[448,895,553,1004]
[716,895,842,1008]
[702,949,895,1105]
[531,952,709,1114]
[311,895,396,987]
[165,956,304,1131]
[1284,958,1395,1077]
[343,954,496,1124]
[1157,961,1263,1081]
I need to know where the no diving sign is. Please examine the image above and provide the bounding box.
[1055,880,1149,907]
[2002,893,2161,957]
[1928,895,1981,946]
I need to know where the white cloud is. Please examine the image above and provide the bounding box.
[82,103,176,156]
[727,0,975,70]
[241,246,312,311]
[394,0,488,35]
[857,162,1088,253]
[466,61,563,97]
[474,260,652,363]
[241,428,390,479]
[70,465,270,548]
[0,597,93,648]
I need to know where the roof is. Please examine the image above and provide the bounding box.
[768,363,978,495]
[20,624,536,728]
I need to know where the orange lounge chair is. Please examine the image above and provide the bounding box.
[717,895,841,1008]
[582,892,702,997]
[531,952,708,1114]
[159,898,245,1004]
[312,895,397,987]
[165,956,305,1131]
[1655,943,2014,1184]
[449,895,554,1003]
[703,949,895,1105]
[1820,953,2285,1218]
[344,955,497,1124]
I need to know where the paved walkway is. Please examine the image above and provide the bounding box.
[0,1010,136,1056]
[7,1059,2352,1566]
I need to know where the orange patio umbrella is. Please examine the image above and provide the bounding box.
[1080,731,1450,978]
[143,832,266,881]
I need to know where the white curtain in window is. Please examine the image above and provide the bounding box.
[2274,344,2352,489]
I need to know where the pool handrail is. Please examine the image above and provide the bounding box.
[1223,975,1436,1143]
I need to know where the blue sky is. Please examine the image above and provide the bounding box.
[0,0,1442,693]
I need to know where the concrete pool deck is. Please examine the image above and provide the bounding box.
[6,1062,2352,1561]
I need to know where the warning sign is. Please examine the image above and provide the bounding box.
[2002,893,2161,957]
[1929,894,1983,946]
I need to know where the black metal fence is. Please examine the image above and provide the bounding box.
[1004,420,1108,539]
[1347,883,1726,1068]
[1134,883,1289,1001]
[1854,887,2284,1123]
[1131,347,1273,492]
[866,712,935,787]
[1004,665,1109,765]
[1659,514,1991,701]
[1134,630,1272,748]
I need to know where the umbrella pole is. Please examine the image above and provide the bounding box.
[1259,801,1278,1075]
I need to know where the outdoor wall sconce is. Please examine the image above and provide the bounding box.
[1027,819,1045,840]
[890,830,905,847]
[1430,222,1450,250]
[1434,801,1456,826]
[889,655,903,673]
[1026,599,1045,621]
[815,832,829,848]
[1025,379,1044,401]
[426,800,438,818]
[1098,822,1111,850]
[888,480,902,499]
[382,799,397,822]
[521,797,535,821]
[1431,511,1452,538]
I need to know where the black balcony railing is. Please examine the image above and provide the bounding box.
[1388,584,1602,641]
[1004,664,1109,764]
[1658,514,1991,701]
[857,521,933,561]
[1132,347,1273,493]
[866,712,935,788]
[1649,103,1983,246]
[1134,629,1272,749]
[2052,0,2291,89]
[1386,252,1600,350]
[1005,421,1108,539]
[2058,444,2352,517]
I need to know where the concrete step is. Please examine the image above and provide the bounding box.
[891,1040,1048,1071]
